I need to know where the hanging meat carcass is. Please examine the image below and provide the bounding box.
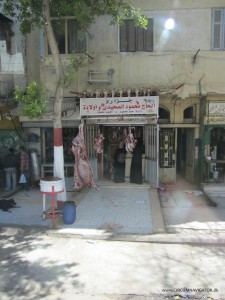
[112,128,118,143]
[94,129,105,153]
[122,128,127,145]
[71,121,99,192]
[125,128,137,153]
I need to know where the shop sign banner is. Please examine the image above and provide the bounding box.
[80,96,159,116]
[209,102,225,115]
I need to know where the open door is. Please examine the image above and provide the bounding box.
[145,124,159,188]
[159,128,176,184]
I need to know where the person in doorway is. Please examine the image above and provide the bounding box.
[113,141,126,183]
[130,138,145,184]
[19,146,30,193]
[4,148,18,191]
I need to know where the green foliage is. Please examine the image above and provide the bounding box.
[14,81,49,119]
[63,53,88,87]
[2,0,148,117]
[1,0,43,34]
[49,0,148,29]
[1,0,148,34]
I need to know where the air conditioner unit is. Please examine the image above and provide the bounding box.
[87,68,114,84]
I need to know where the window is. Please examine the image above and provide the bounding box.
[0,13,14,54]
[211,8,225,50]
[48,19,86,55]
[120,19,153,52]
[158,107,170,123]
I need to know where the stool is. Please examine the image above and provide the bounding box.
[40,185,64,226]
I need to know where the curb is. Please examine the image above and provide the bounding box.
[1,224,225,245]
[46,228,225,245]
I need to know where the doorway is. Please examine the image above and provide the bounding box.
[178,127,195,183]
[177,128,187,177]
[101,125,144,180]
[84,122,159,187]
[159,127,195,184]
[159,128,176,183]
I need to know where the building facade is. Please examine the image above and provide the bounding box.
[0,11,26,190]
[17,0,225,188]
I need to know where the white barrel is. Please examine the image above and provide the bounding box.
[40,177,64,193]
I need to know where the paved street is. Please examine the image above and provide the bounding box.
[0,226,224,300]
[1,178,225,299]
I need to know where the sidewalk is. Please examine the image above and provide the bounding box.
[157,177,225,243]
[1,178,225,244]
[0,181,164,235]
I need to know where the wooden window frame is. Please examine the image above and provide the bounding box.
[120,18,153,52]
[47,18,86,55]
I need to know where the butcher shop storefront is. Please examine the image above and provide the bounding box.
[80,95,159,187]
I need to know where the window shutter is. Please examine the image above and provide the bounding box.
[212,9,225,49]
[145,19,153,51]
[136,27,144,51]
[223,12,225,48]
[50,20,66,54]
[68,19,76,53]
[120,18,154,52]
[127,20,136,51]
[120,23,127,52]
[212,9,222,49]
[67,19,86,53]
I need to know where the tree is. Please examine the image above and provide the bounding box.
[1,0,147,206]
[14,81,49,119]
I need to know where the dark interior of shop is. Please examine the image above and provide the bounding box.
[101,126,144,179]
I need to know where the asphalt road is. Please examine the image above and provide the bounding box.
[0,226,224,300]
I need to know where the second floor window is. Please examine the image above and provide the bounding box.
[0,13,14,54]
[120,18,153,52]
[211,8,225,50]
[48,19,86,55]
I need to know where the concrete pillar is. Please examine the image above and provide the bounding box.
[125,152,132,182]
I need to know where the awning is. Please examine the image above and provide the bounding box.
[84,115,158,125]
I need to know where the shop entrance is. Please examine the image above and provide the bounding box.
[101,125,144,181]
[204,126,225,183]
[84,122,159,187]
[159,127,195,184]
[177,128,187,177]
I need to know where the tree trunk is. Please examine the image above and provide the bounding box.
[42,0,67,207]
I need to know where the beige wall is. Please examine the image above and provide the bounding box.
[24,1,225,184]
[25,29,41,84]
[25,4,225,103]
[129,0,225,10]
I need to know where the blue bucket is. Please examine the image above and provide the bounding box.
[62,201,76,224]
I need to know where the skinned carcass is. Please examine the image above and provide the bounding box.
[113,128,118,143]
[94,129,105,153]
[71,122,99,192]
[125,128,137,153]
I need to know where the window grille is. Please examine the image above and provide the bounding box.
[145,125,157,159]
[159,129,175,168]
